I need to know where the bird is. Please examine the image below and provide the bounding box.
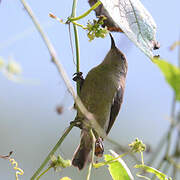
[72,34,128,170]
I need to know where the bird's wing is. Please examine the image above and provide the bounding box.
[106,86,124,134]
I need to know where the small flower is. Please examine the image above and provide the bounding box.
[50,155,71,171]
[86,16,109,41]
[129,138,146,153]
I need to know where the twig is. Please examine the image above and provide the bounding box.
[171,34,180,178]
[87,129,96,180]
[161,161,170,176]
[30,124,74,180]
[147,132,167,166]
[178,34,180,67]
[36,166,52,180]
[165,95,176,157]
[71,0,81,94]
[69,1,101,21]
[166,156,180,170]
[20,0,75,98]
[151,95,176,180]
[152,35,180,179]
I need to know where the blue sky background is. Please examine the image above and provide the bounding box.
[0,0,180,179]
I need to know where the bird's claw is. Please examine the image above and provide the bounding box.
[73,72,84,82]
[70,120,82,129]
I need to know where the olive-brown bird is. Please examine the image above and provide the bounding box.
[72,34,128,170]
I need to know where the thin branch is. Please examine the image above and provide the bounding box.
[178,34,180,67]
[73,24,81,93]
[20,0,75,98]
[30,124,74,180]
[165,95,176,157]
[166,156,180,170]
[147,132,167,166]
[151,95,176,180]
[36,166,52,180]
[171,34,180,178]
[152,35,180,179]
[69,1,102,21]
[71,0,81,94]
[87,129,96,180]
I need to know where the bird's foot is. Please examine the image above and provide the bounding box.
[73,72,83,82]
[70,119,82,129]
[73,72,84,90]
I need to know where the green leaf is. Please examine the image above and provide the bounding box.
[153,58,180,101]
[104,151,134,180]
[134,164,171,180]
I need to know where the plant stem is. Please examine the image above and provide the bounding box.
[93,152,129,168]
[71,0,81,94]
[19,0,76,99]
[31,124,74,180]
[165,95,176,157]
[147,132,167,166]
[178,34,180,67]
[73,25,81,94]
[141,152,144,165]
[87,129,96,180]
[171,34,180,179]
[36,166,52,180]
[71,21,87,29]
[69,1,101,21]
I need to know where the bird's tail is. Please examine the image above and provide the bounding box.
[72,130,93,170]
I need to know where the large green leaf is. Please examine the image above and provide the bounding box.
[104,151,134,180]
[100,0,158,58]
[154,58,180,101]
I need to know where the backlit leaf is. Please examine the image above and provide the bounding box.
[104,150,134,180]
[154,58,180,101]
[99,0,159,58]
